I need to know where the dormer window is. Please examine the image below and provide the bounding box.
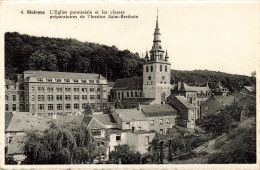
[81,79,86,83]
[73,79,78,83]
[89,80,94,83]
[56,79,61,82]
[37,78,43,82]
[47,78,52,82]
[64,79,70,82]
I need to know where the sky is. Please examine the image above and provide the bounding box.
[1,1,258,76]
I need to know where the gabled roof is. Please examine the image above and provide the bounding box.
[93,114,116,125]
[141,104,177,117]
[54,115,84,126]
[5,112,13,131]
[176,82,210,93]
[112,77,143,90]
[82,115,105,129]
[175,96,198,109]
[114,109,147,122]
[243,86,254,93]
[24,70,106,80]
[214,95,237,106]
[6,112,52,132]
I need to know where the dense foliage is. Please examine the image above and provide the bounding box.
[5,32,255,93]
[171,69,256,92]
[23,122,94,164]
[108,145,141,164]
[5,32,144,81]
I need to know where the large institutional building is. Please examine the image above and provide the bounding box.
[111,14,173,106]
[5,71,109,116]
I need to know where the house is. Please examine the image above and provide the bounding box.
[200,95,238,117]
[167,95,199,129]
[141,104,177,134]
[240,86,256,98]
[212,81,229,96]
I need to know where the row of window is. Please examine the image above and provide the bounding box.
[112,91,142,100]
[36,78,100,84]
[37,103,105,110]
[30,86,102,93]
[146,65,168,72]
[150,118,170,126]
[34,94,101,101]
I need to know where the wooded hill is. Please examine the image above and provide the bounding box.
[5,32,255,92]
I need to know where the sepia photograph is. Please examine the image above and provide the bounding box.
[0,0,258,169]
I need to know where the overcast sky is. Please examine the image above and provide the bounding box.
[1,2,258,76]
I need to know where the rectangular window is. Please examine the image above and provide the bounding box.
[13,95,16,101]
[96,80,99,83]
[97,103,101,110]
[90,95,95,100]
[74,103,79,109]
[116,134,121,141]
[90,88,95,92]
[97,95,101,100]
[82,95,87,100]
[65,88,71,92]
[56,79,61,82]
[5,95,8,101]
[135,92,138,97]
[38,95,44,101]
[159,119,163,125]
[74,95,79,101]
[145,136,149,145]
[47,95,54,101]
[19,104,24,111]
[73,79,78,83]
[90,103,95,109]
[89,80,94,83]
[131,92,133,97]
[65,104,71,109]
[38,86,44,92]
[166,118,170,125]
[47,78,52,82]
[127,92,129,97]
[64,79,70,82]
[65,95,71,101]
[82,103,87,109]
[81,79,86,83]
[48,104,53,110]
[56,87,62,92]
[97,88,100,92]
[82,88,88,92]
[47,87,54,92]
[73,88,79,92]
[12,104,16,111]
[5,104,8,111]
[32,95,35,101]
[139,92,142,97]
[31,86,35,92]
[57,104,62,110]
[37,78,43,81]
[38,104,44,110]
[56,95,62,101]
[150,120,154,126]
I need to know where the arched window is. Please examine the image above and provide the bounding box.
[148,76,151,80]
[146,66,148,72]
[160,65,162,72]
[165,66,167,72]
[151,66,153,72]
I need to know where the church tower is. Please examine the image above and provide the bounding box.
[143,11,172,104]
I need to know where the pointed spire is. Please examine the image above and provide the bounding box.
[156,8,159,29]
[165,49,169,62]
[145,50,149,62]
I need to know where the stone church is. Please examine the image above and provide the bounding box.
[110,13,173,108]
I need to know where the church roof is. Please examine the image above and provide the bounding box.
[141,104,177,117]
[112,77,143,90]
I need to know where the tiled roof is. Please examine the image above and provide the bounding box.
[201,96,225,116]
[6,112,52,132]
[182,83,210,93]
[24,70,106,80]
[5,112,13,131]
[93,114,116,125]
[82,115,93,126]
[214,95,237,106]
[121,98,155,105]
[5,79,16,85]
[114,109,147,122]
[54,115,84,126]
[175,96,198,109]
[7,136,26,155]
[243,86,254,92]
[112,77,143,90]
[141,104,177,117]
[83,115,105,129]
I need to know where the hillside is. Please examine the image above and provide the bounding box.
[5,32,255,92]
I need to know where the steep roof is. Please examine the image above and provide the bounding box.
[7,136,26,155]
[112,77,143,90]
[214,95,237,106]
[141,104,177,117]
[243,86,254,93]
[24,70,106,80]
[5,112,13,131]
[54,115,84,126]
[6,112,52,132]
[174,96,198,109]
[82,115,105,129]
[114,109,147,122]
[93,114,116,125]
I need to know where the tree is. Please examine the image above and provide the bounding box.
[115,100,124,109]
[23,122,94,164]
[108,144,141,164]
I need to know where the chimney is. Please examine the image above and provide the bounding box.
[137,103,142,111]
[178,82,182,90]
